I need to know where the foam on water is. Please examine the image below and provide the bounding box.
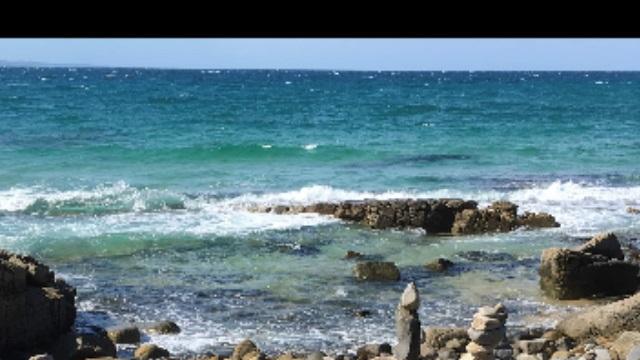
[1,180,639,243]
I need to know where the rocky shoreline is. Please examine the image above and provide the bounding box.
[250,199,559,235]
[3,200,640,360]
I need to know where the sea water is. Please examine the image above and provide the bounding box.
[1,68,640,354]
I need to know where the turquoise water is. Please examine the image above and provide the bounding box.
[1,68,640,354]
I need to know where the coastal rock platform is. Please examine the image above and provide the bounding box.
[251,199,559,235]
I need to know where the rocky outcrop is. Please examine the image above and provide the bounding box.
[0,249,76,353]
[539,233,639,299]
[395,282,421,360]
[134,343,170,360]
[232,339,264,360]
[354,262,400,281]
[107,325,141,344]
[253,199,558,235]
[146,320,181,334]
[460,304,508,360]
[556,292,640,339]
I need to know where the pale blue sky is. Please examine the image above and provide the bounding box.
[1,38,639,70]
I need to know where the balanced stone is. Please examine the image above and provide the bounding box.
[395,282,421,360]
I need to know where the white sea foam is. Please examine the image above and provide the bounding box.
[1,181,639,241]
[303,144,318,150]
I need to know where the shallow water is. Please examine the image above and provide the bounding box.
[1,68,640,354]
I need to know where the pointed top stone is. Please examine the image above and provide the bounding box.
[400,282,420,311]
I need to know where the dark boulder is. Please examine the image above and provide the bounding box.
[0,249,76,353]
[539,233,639,300]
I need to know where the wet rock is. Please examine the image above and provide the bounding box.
[74,330,117,359]
[146,320,181,334]
[519,339,549,354]
[550,350,570,360]
[539,233,639,299]
[134,343,170,360]
[420,345,438,360]
[354,261,400,281]
[232,339,260,360]
[451,201,521,235]
[260,198,556,235]
[627,207,640,215]
[575,233,625,260]
[556,293,640,339]
[395,282,421,360]
[358,345,393,360]
[345,250,364,260]
[0,249,76,353]
[107,325,141,344]
[424,327,470,349]
[609,332,640,360]
[355,309,372,317]
[517,212,560,229]
[426,258,454,272]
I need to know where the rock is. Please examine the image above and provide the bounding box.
[307,351,326,360]
[260,198,556,235]
[424,327,470,349]
[575,233,625,260]
[420,344,438,360]
[592,348,612,360]
[400,282,420,311]
[451,201,521,235]
[354,262,400,281]
[516,355,542,360]
[426,258,454,272]
[609,332,640,360]
[0,249,76,353]
[107,325,141,344]
[551,350,570,360]
[345,250,364,260]
[395,282,421,360]
[461,304,508,360]
[494,349,514,360]
[445,338,467,352]
[539,243,639,299]
[74,330,117,359]
[627,346,640,360]
[134,343,170,360]
[627,207,640,214]
[468,327,506,346]
[146,320,181,334]
[357,345,392,360]
[471,315,502,331]
[232,339,260,360]
[519,339,549,355]
[556,293,640,339]
[517,212,560,229]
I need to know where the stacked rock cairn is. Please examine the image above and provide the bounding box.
[460,303,508,360]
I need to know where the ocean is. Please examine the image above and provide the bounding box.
[1,68,640,355]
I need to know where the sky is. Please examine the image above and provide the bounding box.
[1,38,639,70]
